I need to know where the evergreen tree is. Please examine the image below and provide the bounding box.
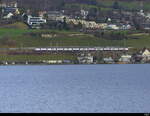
[63,17,68,30]
[113,1,120,9]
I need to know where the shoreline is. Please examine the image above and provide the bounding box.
[0,62,145,66]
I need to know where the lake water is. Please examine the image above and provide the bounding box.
[0,64,150,113]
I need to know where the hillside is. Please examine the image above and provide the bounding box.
[2,0,150,11]
[0,28,150,48]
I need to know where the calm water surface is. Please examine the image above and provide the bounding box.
[0,64,149,113]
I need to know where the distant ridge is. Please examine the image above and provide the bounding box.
[1,0,150,11]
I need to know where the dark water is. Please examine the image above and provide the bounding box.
[0,64,150,113]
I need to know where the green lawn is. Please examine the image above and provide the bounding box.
[126,36,150,48]
[0,54,77,61]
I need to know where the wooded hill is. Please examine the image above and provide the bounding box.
[2,0,150,11]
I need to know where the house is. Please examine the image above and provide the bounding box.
[67,19,102,29]
[138,10,145,17]
[107,24,119,30]
[131,54,143,63]
[107,18,112,22]
[27,16,46,28]
[142,49,150,62]
[38,11,47,18]
[6,1,18,8]
[0,3,6,8]
[103,57,114,64]
[98,23,108,29]
[77,53,94,64]
[119,55,132,63]
[120,24,132,30]
[146,13,150,19]
[1,1,19,18]
[0,1,17,8]
[3,12,14,19]
[132,49,150,63]
[80,9,89,19]
[2,7,20,17]
[141,23,150,30]
[47,11,64,21]
[63,60,72,64]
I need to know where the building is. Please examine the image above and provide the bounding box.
[2,7,20,17]
[119,55,132,63]
[80,9,89,19]
[103,57,114,64]
[38,11,47,18]
[131,49,150,63]
[63,60,72,64]
[3,12,13,19]
[77,53,94,64]
[0,3,6,8]
[146,13,150,19]
[0,1,17,8]
[142,49,150,62]
[141,23,150,30]
[1,1,20,19]
[138,10,145,17]
[131,54,143,63]
[27,16,46,28]
[66,18,102,29]
[120,24,132,30]
[107,24,119,30]
[47,11,64,21]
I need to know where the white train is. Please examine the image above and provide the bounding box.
[34,47,129,52]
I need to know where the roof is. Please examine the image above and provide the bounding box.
[47,11,63,15]
[121,55,132,58]
[3,7,17,14]
[103,57,114,62]
[142,49,150,56]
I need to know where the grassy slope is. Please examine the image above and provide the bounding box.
[0,28,125,47]
[0,54,77,61]
[0,28,150,48]
[126,33,150,48]
[0,22,29,29]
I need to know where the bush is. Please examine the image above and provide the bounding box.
[0,36,17,47]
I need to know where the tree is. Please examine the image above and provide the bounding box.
[63,17,68,30]
[101,32,104,37]
[132,17,142,30]
[43,13,48,20]
[0,36,16,47]
[113,1,120,9]
[22,14,28,21]
[77,22,83,29]
[60,0,65,9]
